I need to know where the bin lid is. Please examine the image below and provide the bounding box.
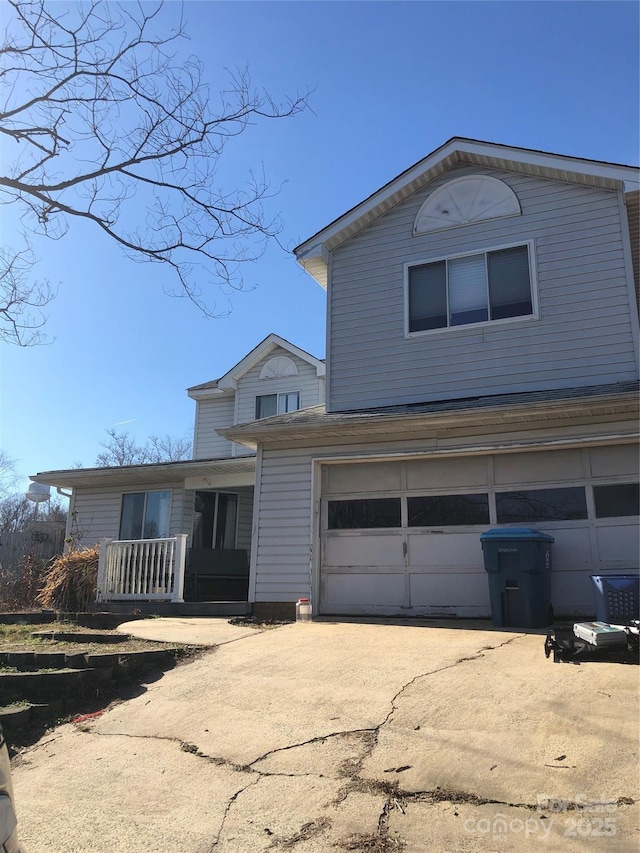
[480,527,554,543]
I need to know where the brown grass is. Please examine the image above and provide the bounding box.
[36,547,98,611]
[0,552,50,612]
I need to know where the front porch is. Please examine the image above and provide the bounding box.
[96,535,252,613]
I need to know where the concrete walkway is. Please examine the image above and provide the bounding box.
[117,616,267,646]
[11,619,640,852]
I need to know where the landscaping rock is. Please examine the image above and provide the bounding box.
[33,652,67,669]
[31,631,130,644]
[83,653,119,668]
[64,653,87,669]
[6,652,35,669]
[0,704,32,729]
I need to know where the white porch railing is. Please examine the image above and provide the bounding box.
[96,534,187,603]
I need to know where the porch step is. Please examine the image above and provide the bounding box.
[96,602,252,617]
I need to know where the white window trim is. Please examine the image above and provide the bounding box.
[255,390,301,419]
[403,239,539,339]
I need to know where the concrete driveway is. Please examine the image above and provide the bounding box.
[11,619,640,852]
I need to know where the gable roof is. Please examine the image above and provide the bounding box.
[295,137,640,288]
[187,333,325,400]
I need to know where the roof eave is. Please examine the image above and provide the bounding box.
[30,455,256,489]
[221,390,639,445]
[295,138,640,286]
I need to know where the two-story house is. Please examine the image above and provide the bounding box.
[222,138,640,621]
[31,334,325,611]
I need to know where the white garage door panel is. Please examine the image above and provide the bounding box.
[595,524,640,566]
[493,449,584,485]
[590,444,639,478]
[325,462,401,495]
[406,456,487,490]
[321,572,404,607]
[547,526,592,569]
[410,570,489,608]
[324,534,402,567]
[407,531,485,568]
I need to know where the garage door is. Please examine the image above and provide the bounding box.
[319,457,493,617]
[318,447,639,617]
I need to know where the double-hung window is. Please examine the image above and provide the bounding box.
[119,491,171,539]
[408,243,533,333]
[255,391,300,419]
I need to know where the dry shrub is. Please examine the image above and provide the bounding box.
[0,551,51,611]
[36,546,99,611]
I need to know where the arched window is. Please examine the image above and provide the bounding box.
[259,356,298,380]
[414,176,521,235]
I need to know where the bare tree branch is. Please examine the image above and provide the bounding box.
[0,242,55,345]
[95,427,192,466]
[0,0,309,341]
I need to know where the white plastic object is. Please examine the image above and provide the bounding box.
[296,598,312,622]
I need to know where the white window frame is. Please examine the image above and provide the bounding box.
[118,490,172,540]
[255,390,301,419]
[404,239,539,339]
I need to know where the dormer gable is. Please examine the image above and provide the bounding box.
[295,138,639,288]
[187,333,325,401]
[189,334,325,459]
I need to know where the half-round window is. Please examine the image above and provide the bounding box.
[414,176,521,235]
[259,356,298,380]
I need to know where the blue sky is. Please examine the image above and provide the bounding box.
[1,0,638,493]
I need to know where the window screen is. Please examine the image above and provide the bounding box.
[256,394,278,419]
[487,245,532,319]
[408,261,447,331]
[279,392,300,413]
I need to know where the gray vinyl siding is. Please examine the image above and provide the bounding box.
[235,347,323,426]
[69,482,187,547]
[254,449,314,602]
[236,487,254,553]
[328,166,639,412]
[193,396,235,459]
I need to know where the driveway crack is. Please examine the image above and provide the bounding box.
[208,775,262,851]
[379,633,527,727]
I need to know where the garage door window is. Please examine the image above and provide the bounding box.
[593,483,639,518]
[496,487,587,523]
[328,498,401,529]
[408,494,489,526]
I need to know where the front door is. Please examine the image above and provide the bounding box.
[188,491,248,600]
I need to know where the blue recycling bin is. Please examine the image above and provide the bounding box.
[590,574,639,624]
[481,528,554,628]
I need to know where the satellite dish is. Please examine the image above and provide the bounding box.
[26,482,50,503]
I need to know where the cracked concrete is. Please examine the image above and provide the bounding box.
[11,619,640,851]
